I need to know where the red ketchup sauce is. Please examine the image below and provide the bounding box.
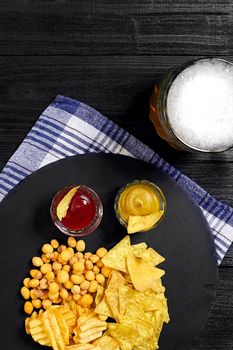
[60,187,96,230]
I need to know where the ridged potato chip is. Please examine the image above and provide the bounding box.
[93,335,120,350]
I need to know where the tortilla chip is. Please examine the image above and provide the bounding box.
[131,243,147,255]
[94,296,113,318]
[126,253,165,291]
[101,236,130,273]
[150,279,165,293]
[108,323,136,350]
[56,186,79,221]
[124,302,148,324]
[95,285,105,306]
[118,285,164,314]
[127,211,164,234]
[107,270,126,289]
[134,247,165,266]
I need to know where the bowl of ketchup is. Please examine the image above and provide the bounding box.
[50,185,103,236]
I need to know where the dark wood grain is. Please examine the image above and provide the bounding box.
[0,1,233,56]
[0,1,233,348]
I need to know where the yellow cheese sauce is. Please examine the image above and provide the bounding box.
[116,181,165,234]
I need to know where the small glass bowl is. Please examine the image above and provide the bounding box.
[114,179,166,231]
[50,185,103,237]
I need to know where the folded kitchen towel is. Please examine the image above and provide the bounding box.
[0,95,232,264]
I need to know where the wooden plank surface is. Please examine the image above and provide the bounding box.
[0,1,233,349]
[0,1,233,56]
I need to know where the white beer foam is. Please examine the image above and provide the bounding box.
[167,59,233,151]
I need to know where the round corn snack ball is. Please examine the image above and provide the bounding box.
[49,282,59,293]
[68,236,77,248]
[57,270,69,284]
[95,274,105,284]
[42,244,53,254]
[51,239,59,249]
[32,299,42,309]
[24,301,33,314]
[79,294,93,307]
[21,287,30,300]
[32,257,43,267]
[23,278,30,288]
[85,271,95,281]
[76,240,85,252]
[96,247,107,258]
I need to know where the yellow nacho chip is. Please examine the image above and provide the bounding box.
[94,296,114,318]
[108,323,136,350]
[107,269,127,289]
[150,279,166,293]
[127,211,164,234]
[118,315,154,341]
[95,285,105,306]
[134,247,165,266]
[101,236,130,273]
[131,242,147,255]
[126,253,165,291]
[124,302,149,324]
[56,186,79,221]
[118,285,164,314]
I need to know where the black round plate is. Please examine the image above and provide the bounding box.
[0,154,217,350]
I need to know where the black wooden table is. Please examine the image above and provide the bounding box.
[0,1,233,349]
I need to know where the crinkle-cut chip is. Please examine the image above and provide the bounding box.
[93,335,120,350]
[126,253,165,291]
[127,211,164,234]
[29,317,50,346]
[94,296,114,318]
[74,331,103,344]
[108,323,136,350]
[47,309,67,349]
[118,285,164,314]
[79,319,107,333]
[57,306,76,329]
[65,344,95,350]
[76,325,107,339]
[134,247,165,266]
[95,285,105,306]
[62,300,78,319]
[124,302,148,323]
[131,242,147,256]
[77,311,96,326]
[25,317,30,335]
[101,236,130,273]
[54,308,69,345]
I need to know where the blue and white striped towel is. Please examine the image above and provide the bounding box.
[0,95,232,264]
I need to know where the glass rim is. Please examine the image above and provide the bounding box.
[50,184,103,237]
[158,57,233,153]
